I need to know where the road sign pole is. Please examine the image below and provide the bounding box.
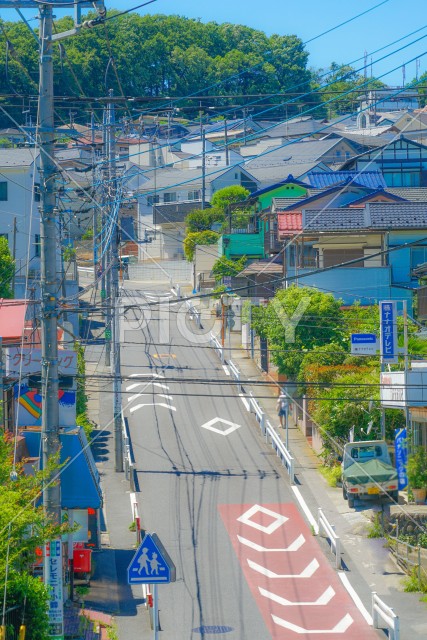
[153,584,159,639]
[285,405,289,451]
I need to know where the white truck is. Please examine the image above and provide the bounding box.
[341,440,399,508]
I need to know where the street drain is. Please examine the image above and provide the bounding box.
[192,626,234,634]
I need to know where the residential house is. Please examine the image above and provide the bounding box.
[219,177,313,262]
[136,166,259,260]
[245,137,361,171]
[339,136,427,187]
[278,202,427,306]
[0,149,41,280]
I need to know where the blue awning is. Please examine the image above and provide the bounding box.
[21,427,102,509]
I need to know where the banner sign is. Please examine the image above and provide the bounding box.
[351,333,378,355]
[44,540,64,640]
[394,428,408,490]
[380,301,398,364]
[6,347,77,377]
[14,384,76,427]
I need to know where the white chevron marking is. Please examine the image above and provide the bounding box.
[271,613,353,634]
[237,533,305,552]
[247,557,319,579]
[259,585,335,606]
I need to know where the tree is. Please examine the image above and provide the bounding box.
[211,185,250,214]
[183,230,219,261]
[212,255,247,281]
[251,286,345,378]
[185,208,222,233]
[0,236,15,298]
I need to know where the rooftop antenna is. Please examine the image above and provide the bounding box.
[416,58,421,82]
[402,64,406,87]
[364,50,368,80]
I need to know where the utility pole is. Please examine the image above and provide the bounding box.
[11,216,17,295]
[201,130,206,210]
[38,4,63,638]
[107,89,124,472]
[91,111,98,269]
[104,103,112,367]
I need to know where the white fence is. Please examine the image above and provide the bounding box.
[372,593,400,640]
[209,332,224,363]
[122,410,136,491]
[318,508,341,569]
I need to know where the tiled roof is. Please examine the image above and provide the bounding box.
[153,201,211,225]
[303,208,365,231]
[307,171,386,190]
[238,261,283,277]
[301,202,427,232]
[386,188,427,202]
[0,148,38,167]
[367,202,427,228]
[277,212,303,232]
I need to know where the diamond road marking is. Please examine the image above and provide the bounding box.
[237,505,288,534]
[200,417,242,436]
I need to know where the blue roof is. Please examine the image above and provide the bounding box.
[307,171,386,190]
[21,427,102,509]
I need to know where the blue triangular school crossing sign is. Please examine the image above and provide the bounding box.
[127,533,176,585]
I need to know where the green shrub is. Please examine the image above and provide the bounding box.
[319,464,342,487]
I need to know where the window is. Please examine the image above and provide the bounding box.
[335,150,342,158]
[147,195,159,206]
[323,248,364,268]
[0,182,7,201]
[411,247,427,269]
[163,192,177,203]
[187,190,201,201]
[34,234,41,257]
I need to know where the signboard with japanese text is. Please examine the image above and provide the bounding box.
[5,347,77,378]
[351,333,378,355]
[44,540,64,640]
[395,428,408,490]
[380,301,398,364]
[14,384,76,427]
[381,370,427,407]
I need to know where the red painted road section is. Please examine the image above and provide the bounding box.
[219,503,378,639]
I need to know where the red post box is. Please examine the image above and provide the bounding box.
[73,548,92,573]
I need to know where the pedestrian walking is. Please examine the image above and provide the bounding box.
[276,392,288,428]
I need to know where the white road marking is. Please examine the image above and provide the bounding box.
[259,585,335,606]
[128,373,165,379]
[158,394,173,401]
[237,533,305,552]
[237,505,288,534]
[338,572,373,626]
[239,393,250,411]
[291,486,319,534]
[248,557,319,579]
[272,613,353,634]
[130,403,177,413]
[200,417,241,436]
[222,365,230,376]
[127,382,170,397]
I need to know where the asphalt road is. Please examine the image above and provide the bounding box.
[119,284,379,640]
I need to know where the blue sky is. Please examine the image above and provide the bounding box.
[1,0,426,84]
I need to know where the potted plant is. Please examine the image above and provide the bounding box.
[407,446,427,504]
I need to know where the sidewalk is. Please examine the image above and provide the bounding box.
[225,328,427,639]
[81,336,152,637]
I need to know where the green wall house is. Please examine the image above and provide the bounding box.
[219,177,311,260]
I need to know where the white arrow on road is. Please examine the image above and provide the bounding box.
[130,403,176,413]
[271,613,353,634]
[259,585,335,606]
[237,533,305,553]
[247,557,319,579]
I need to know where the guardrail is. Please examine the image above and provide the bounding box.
[210,332,224,363]
[122,410,136,491]
[372,592,400,640]
[248,391,266,432]
[318,508,341,568]
[228,360,243,392]
[265,419,295,484]
[186,299,202,329]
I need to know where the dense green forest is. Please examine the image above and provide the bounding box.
[0,11,395,127]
